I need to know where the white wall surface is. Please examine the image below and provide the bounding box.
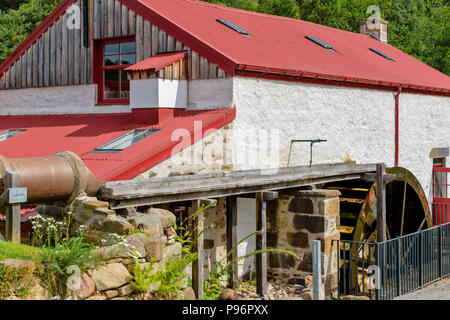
[0,85,130,115]
[130,78,187,109]
[399,93,450,199]
[232,76,450,199]
[236,197,256,279]
[187,78,234,110]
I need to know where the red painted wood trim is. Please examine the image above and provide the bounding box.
[94,35,136,105]
[0,0,77,77]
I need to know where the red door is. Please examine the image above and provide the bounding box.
[433,165,450,225]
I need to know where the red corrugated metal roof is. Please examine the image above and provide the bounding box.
[125,51,188,72]
[1,0,449,95]
[0,108,235,181]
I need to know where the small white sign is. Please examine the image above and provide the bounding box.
[8,188,27,204]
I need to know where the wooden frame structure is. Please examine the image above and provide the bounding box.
[0,170,24,243]
[99,162,379,298]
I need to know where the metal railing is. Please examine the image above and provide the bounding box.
[332,222,450,300]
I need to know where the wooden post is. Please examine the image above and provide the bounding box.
[226,196,239,289]
[6,171,21,243]
[191,199,204,299]
[376,163,387,242]
[255,192,267,296]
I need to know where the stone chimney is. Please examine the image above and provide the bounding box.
[359,18,388,42]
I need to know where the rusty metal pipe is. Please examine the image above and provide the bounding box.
[0,151,103,204]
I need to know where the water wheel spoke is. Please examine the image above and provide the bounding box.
[400,179,407,236]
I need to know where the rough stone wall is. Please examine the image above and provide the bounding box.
[136,124,234,179]
[266,189,340,296]
[35,195,191,300]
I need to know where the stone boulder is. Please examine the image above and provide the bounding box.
[69,272,96,300]
[0,259,36,273]
[147,208,176,228]
[91,216,133,235]
[125,233,148,258]
[91,263,133,291]
[71,195,115,227]
[141,235,163,261]
[180,287,196,300]
[163,242,182,262]
[83,230,113,247]
[93,245,134,261]
[218,289,235,300]
[128,213,163,236]
[22,280,50,300]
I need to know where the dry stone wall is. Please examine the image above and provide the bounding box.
[34,194,189,300]
[266,189,340,297]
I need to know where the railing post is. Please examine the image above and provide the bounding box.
[419,231,423,288]
[313,240,322,300]
[375,242,380,300]
[336,240,340,300]
[396,238,401,297]
[439,225,443,279]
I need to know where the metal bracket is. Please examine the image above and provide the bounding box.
[287,139,327,167]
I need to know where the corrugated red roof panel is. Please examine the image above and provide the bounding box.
[118,0,450,93]
[1,0,449,94]
[0,108,236,181]
[125,51,188,72]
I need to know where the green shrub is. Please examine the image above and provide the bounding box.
[39,237,100,298]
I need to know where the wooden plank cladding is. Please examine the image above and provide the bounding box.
[0,0,228,90]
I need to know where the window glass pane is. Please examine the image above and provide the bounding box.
[93,129,160,153]
[120,42,135,54]
[104,44,119,55]
[104,55,119,66]
[120,54,135,65]
[120,70,130,99]
[104,70,120,99]
[0,129,26,142]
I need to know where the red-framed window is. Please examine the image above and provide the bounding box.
[94,35,136,105]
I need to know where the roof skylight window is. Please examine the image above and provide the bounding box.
[216,19,249,36]
[92,129,160,153]
[305,36,334,50]
[0,129,26,142]
[369,48,395,62]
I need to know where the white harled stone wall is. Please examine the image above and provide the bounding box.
[399,93,450,199]
[0,85,131,115]
[232,77,450,199]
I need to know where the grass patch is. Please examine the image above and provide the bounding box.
[0,241,45,262]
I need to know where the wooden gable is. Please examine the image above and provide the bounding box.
[0,0,228,90]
